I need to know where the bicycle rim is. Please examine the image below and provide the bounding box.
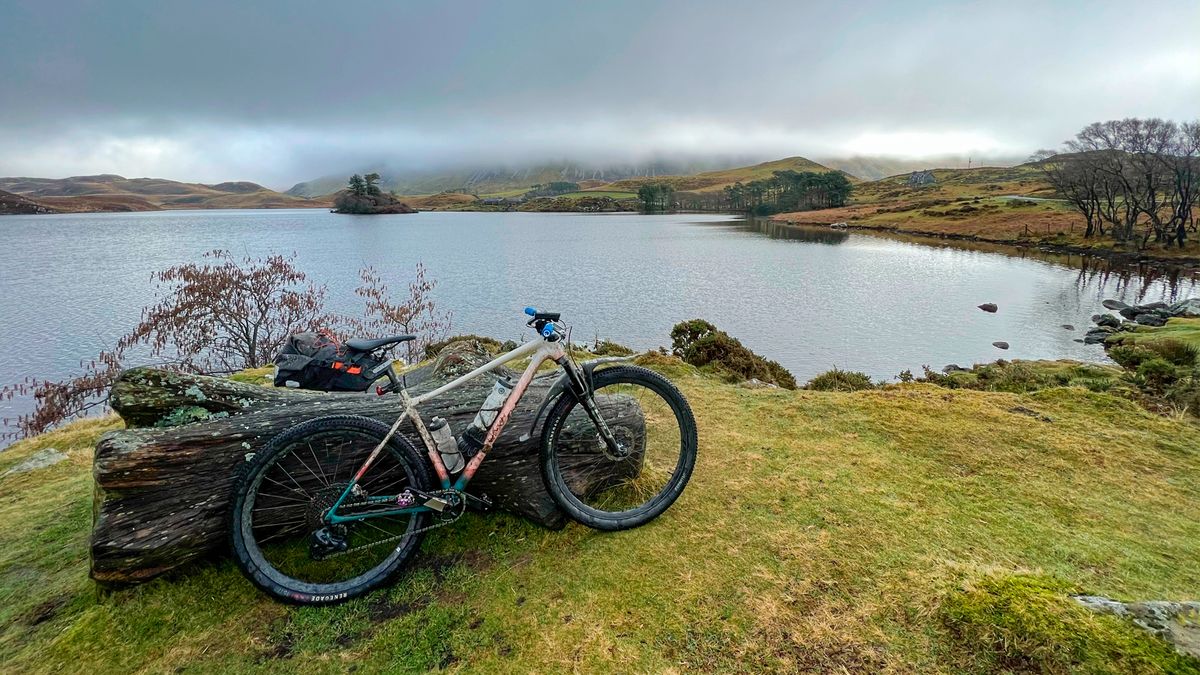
[242,428,421,591]
[546,367,693,520]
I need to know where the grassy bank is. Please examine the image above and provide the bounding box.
[1109,318,1200,351]
[773,166,1200,265]
[1,358,1198,672]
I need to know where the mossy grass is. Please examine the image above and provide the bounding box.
[1109,318,1200,353]
[941,573,1198,673]
[1,359,1197,671]
[925,359,1126,394]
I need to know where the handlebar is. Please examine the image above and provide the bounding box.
[524,307,562,341]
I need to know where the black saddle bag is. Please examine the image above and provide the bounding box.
[273,332,386,392]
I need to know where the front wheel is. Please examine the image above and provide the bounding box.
[540,365,697,530]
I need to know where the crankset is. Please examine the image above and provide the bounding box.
[316,488,484,559]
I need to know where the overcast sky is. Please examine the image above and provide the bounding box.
[2,0,1197,188]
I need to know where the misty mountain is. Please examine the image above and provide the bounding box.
[285,158,768,198]
[816,155,1022,181]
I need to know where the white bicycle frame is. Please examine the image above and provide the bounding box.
[326,335,567,522]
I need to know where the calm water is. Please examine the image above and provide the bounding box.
[2,209,1197,436]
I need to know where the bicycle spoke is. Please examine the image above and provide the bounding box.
[306,441,330,486]
[240,426,428,589]
[546,368,692,523]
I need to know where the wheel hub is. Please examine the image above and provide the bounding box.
[304,483,364,559]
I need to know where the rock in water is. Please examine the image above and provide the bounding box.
[1061,324,1075,331]
[1095,314,1122,328]
[1102,299,1129,311]
[1134,313,1168,327]
[992,341,1010,350]
[1169,298,1200,317]
[977,303,998,313]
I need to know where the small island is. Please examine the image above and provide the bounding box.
[332,173,417,214]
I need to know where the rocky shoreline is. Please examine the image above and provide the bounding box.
[1083,298,1200,345]
[791,219,1200,269]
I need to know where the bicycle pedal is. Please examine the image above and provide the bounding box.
[465,492,493,510]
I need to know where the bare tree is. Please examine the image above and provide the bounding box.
[1157,121,1200,247]
[1032,149,1103,237]
[1049,118,1199,248]
[2,251,333,440]
[352,263,452,364]
[127,250,334,372]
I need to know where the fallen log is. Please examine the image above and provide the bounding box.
[91,341,643,584]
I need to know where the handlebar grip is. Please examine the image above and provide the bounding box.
[541,323,556,338]
[524,306,537,317]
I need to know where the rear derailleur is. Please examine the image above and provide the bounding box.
[309,524,349,559]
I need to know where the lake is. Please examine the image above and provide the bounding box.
[2,209,1197,438]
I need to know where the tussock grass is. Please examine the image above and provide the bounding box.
[1,361,1197,672]
[1111,318,1200,352]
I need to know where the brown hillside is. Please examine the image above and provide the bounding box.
[0,175,327,212]
[404,192,477,210]
[38,195,159,213]
[0,189,58,215]
[605,156,843,193]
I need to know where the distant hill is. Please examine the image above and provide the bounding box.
[403,192,478,210]
[853,162,1053,203]
[605,156,844,194]
[286,159,762,198]
[0,175,329,212]
[818,156,1022,181]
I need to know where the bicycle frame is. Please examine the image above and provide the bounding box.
[324,336,568,524]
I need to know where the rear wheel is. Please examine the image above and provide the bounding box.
[540,365,697,530]
[229,415,432,604]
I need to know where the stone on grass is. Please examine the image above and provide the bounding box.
[1074,596,1200,658]
[3,448,67,476]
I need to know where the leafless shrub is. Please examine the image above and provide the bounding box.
[351,263,452,364]
[3,253,451,441]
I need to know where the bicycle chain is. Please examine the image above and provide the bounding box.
[322,491,467,558]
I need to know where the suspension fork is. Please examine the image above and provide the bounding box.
[556,357,629,458]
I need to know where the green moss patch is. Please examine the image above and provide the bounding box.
[942,573,1198,673]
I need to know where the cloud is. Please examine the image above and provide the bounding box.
[1,0,1197,187]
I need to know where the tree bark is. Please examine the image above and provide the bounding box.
[91,341,643,584]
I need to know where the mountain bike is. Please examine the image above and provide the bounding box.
[229,308,698,604]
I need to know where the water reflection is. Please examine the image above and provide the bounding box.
[740,218,850,245]
[743,217,1199,301]
[1071,256,1199,304]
